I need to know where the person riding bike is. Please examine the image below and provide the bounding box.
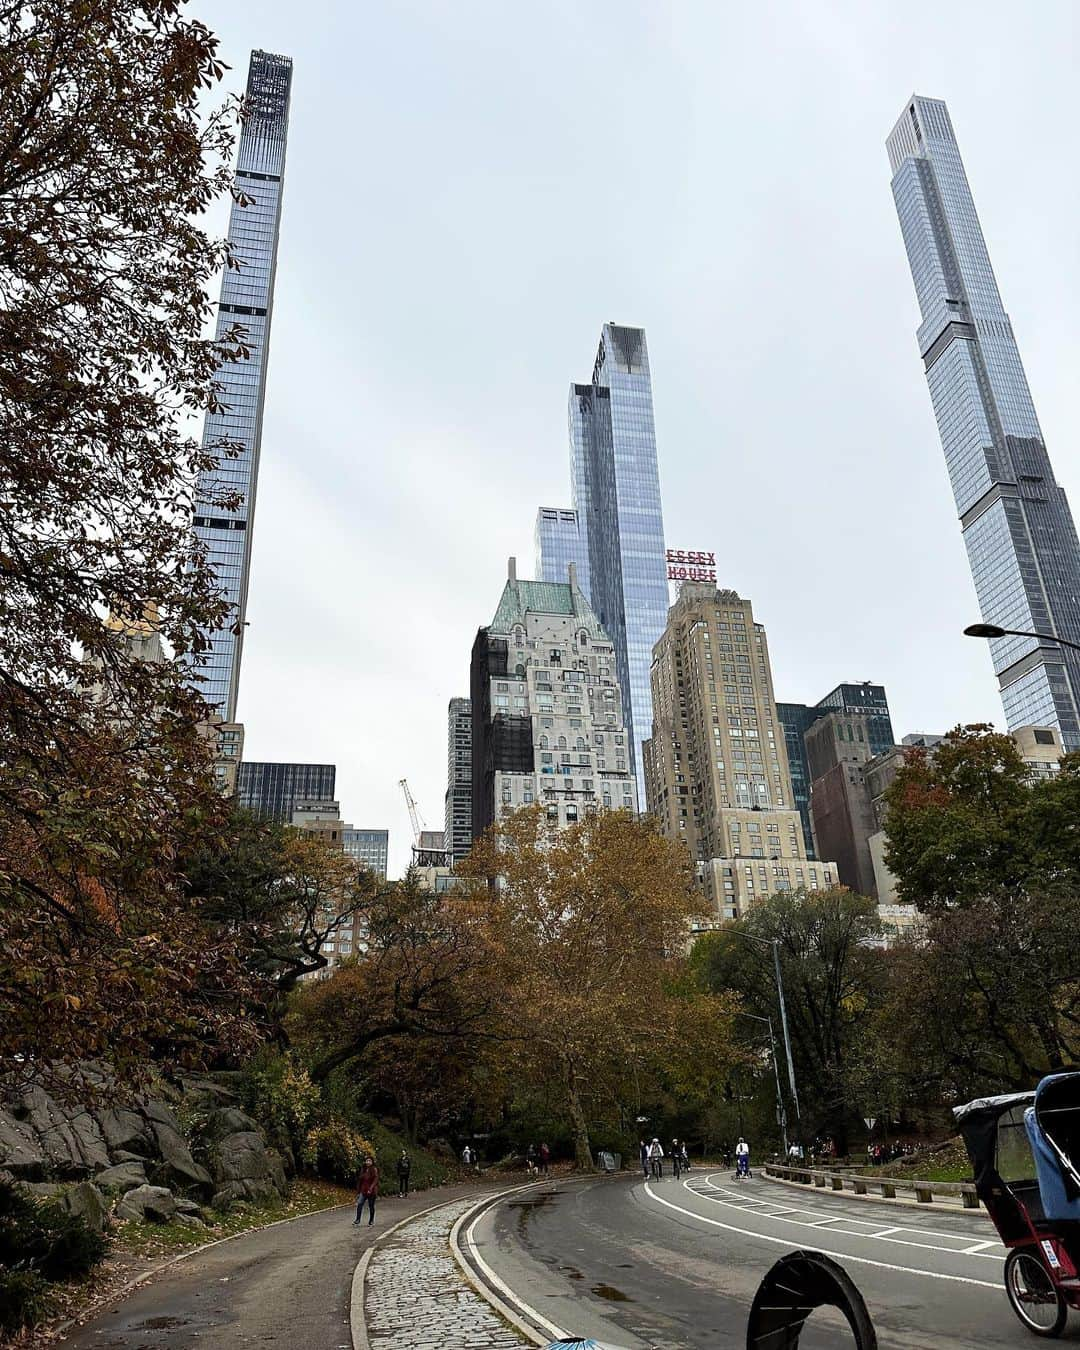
[735,1136,751,1179]
[647,1137,664,1180]
[671,1138,683,1180]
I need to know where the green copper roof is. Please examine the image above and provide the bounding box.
[491,578,607,639]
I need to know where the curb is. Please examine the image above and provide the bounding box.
[52,1198,353,1338]
[760,1169,990,1219]
[449,1181,570,1346]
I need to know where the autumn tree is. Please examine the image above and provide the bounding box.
[692,888,885,1152]
[457,806,739,1169]
[0,1,259,1075]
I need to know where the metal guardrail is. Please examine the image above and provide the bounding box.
[764,1163,980,1209]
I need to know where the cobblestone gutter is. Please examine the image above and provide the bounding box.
[358,1198,531,1350]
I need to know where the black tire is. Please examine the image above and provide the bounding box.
[1005,1248,1067,1338]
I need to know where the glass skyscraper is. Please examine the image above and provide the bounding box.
[190,50,293,720]
[888,96,1080,749]
[535,324,669,799]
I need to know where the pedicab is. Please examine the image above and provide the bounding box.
[954,1071,1080,1337]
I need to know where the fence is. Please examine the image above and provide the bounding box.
[764,1163,979,1209]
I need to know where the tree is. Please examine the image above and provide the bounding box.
[0,1,259,1076]
[692,888,885,1152]
[882,725,1031,909]
[287,872,502,1088]
[183,811,388,995]
[457,806,735,1169]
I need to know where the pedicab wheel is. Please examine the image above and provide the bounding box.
[1005,1249,1067,1337]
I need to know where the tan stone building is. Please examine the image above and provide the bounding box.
[643,584,837,922]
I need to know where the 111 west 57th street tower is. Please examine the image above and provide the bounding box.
[888,95,1080,749]
[189,50,293,720]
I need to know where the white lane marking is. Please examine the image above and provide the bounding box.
[702,1175,999,1250]
[462,1204,567,1342]
[964,1241,996,1254]
[642,1181,1002,1290]
[874,1227,901,1237]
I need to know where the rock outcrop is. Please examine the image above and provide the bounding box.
[0,1071,289,1224]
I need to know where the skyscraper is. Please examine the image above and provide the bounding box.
[470,559,636,842]
[888,96,1080,750]
[642,585,837,922]
[190,50,293,720]
[777,682,893,857]
[535,324,669,801]
[236,761,335,822]
[444,698,473,865]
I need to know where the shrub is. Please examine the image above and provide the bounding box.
[244,1051,321,1153]
[301,1119,374,1184]
[0,1269,51,1334]
[0,1181,108,1281]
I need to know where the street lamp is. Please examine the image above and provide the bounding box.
[725,929,801,1136]
[964,622,1080,656]
[739,1011,788,1157]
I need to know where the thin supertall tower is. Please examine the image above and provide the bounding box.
[190,50,293,720]
[535,324,669,801]
[888,96,1080,749]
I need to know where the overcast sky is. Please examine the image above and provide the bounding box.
[196,0,1080,876]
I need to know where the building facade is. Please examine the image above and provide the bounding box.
[236,761,336,822]
[888,95,1080,750]
[444,698,473,864]
[189,50,293,720]
[470,560,636,841]
[778,683,893,857]
[643,584,837,922]
[805,711,881,898]
[535,324,670,802]
[342,829,389,878]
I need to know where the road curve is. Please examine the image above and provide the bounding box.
[471,1170,1067,1349]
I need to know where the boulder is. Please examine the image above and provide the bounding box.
[23,1086,109,1174]
[149,1121,212,1193]
[112,1149,149,1164]
[94,1161,147,1192]
[0,1108,47,1176]
[115,1184,177,1224]
[18,1181,62,1199]
[201,1107,260,1140]
[140,1099,183,1133]
[94,1107,153,1158]
[178,1077,239,1111]
[207,1130,282,1206]
[60,1181,109,1232]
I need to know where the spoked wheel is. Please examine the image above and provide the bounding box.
[1005,1248,1068,1337]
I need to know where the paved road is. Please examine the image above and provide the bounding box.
[474,1170,1074,1348]
[60,1185,485,1350]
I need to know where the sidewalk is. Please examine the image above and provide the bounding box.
[359,1196,531,1350]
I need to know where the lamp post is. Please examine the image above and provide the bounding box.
[726,929,801,1138]
[739,1011,788,1158]
[964,622,1080,657]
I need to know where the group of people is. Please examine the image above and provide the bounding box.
[640,1137,691,1180]
[525,1142,551,1176]
[867,1140,915,1165]
[353,1150,413,1228]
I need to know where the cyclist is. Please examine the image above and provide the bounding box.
[647,1137,664,1180]
[671,1138,682,1180]
[735,1136,751,1179]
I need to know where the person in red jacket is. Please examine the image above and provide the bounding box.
[354,1156,379,1226]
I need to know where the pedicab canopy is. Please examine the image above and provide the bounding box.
[1026,1072,1080,1222]
[953,1090,1035,1192]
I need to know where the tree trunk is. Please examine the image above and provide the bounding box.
[564,1060,593,1170]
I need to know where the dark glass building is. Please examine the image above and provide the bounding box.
[778,683,893,858]
[236,761,336,823]
[535,324,669,803]
[189,50,293,719]
[888,96,1080,749]
[444,697,473,865]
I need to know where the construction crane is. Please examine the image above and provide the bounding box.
[398,778,447,868]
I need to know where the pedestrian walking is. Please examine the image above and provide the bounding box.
[639,1138,649,1178]
[671,1138,682,1180]
[539,1142,550,1176]
[648,1138,664,1180]
[396,1149,411,1198]
[354,1156,379,1226]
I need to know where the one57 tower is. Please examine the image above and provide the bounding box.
[888,96,1080,749]
[190,50,292,720]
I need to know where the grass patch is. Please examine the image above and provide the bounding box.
[114,1178,352,1262]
